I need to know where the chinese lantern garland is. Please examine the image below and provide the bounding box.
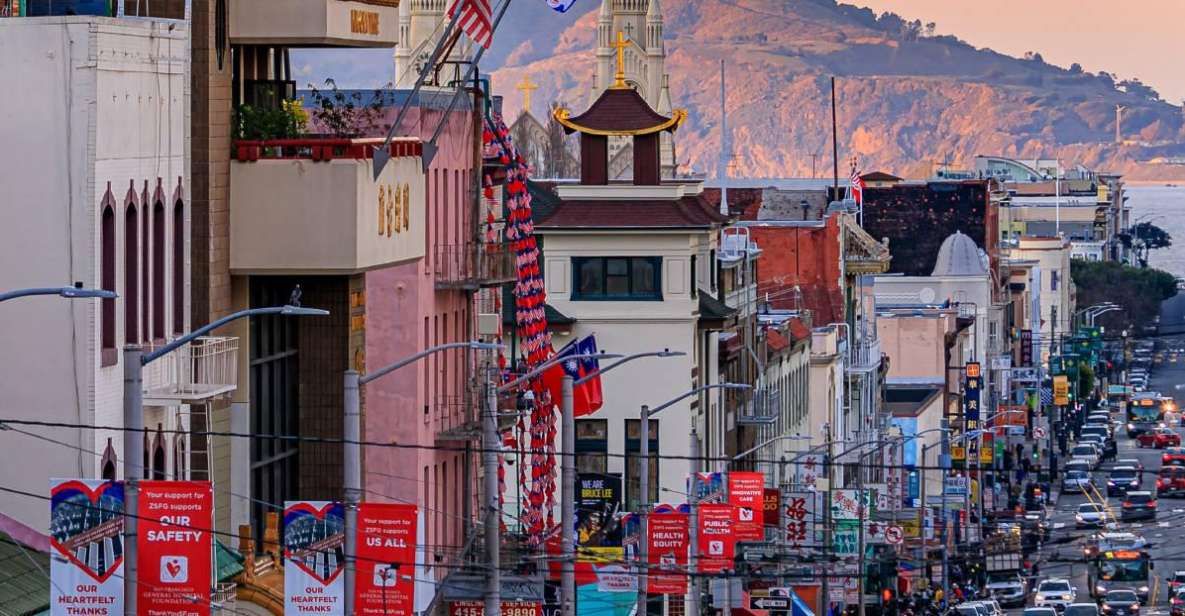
[483,111,555,544]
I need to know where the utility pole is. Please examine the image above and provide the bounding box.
[560,376,577,616]
[941,421,950,604]
[857,449,867,616]
[484,366,502,616]
[821,423,834,616]
[122,346,142,616]
[688,430,701,616]
[718,59,730,216]
[831,77,840,196]
[343,371,361,616]
[637,405,652,616]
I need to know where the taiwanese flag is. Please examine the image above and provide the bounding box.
[542,335,604,416]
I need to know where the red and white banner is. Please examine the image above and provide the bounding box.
[696,503,735,573]
[728,471,764,540]
[646,511,689,594]
[284,501,346,615]
[49,479,125,616]
[137,480,213,616]
[355,503,418,616]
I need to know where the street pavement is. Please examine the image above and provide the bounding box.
[1003,334,1185,616]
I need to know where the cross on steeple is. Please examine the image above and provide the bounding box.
[516,75,540,113]
[611,31,629,89]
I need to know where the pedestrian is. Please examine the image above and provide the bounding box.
[1032,561,1040,578]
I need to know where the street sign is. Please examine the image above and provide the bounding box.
[1011,367,1038,382]
[884,526,903,545]
[991,355,1012,370]
[750,597,792,611]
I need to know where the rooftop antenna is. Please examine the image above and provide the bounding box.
[1114,104,1126,144]
[718,59,730,216]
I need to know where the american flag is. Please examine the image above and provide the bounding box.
[448,0,494,49]
[849,157,865,206]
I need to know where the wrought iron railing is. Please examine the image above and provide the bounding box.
[434,242,516,289]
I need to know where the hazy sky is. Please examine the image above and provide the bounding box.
[857,0,1185,104]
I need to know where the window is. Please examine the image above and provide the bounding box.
[572,257,662,301]
[124,205,139,342]
[152,201,165,339]
[152,427,166,480]
[690,255,698,298]
[1051,270,1059,291]
[709,249,718,293]
[173,199,184,334]
[141,185,149,341]
[625,418,659,510]
[100,202,116,363]
[101,438,117,481]
[173,434,186,480]
[575,419,609,474]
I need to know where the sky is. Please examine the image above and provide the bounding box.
[856,0,1185,104]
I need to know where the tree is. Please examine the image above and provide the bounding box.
[1071,260,1178,331]
[1069,63,1084,75]
[1133,222,1172,266]
[1078,364,1095,401]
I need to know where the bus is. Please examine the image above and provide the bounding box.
[1089,549,1154,601]
[1127,393,1165,437]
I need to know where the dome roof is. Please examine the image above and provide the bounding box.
[932,231,988,276]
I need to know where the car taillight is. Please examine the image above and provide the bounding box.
[1124,501,1133,507]
[1149,500,1158,507]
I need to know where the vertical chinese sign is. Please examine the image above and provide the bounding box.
[964,362,982,424]
[284,501,346,615]
[646,511,689,593]
[696,503,735,573]
[137,480,213,616]
[50,479,125,616]
[355,503,418,616]
[783,492,818,549]
[727,472,764,541]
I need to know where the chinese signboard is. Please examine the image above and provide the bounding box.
[728,472,765,541]
[783,491,820,549]
[1020,330,1033,366]
[964,362,982,422]
[1053,375,1070,406]
[137,481,213,616]
[49,479,125,616]
[284,501,345,616]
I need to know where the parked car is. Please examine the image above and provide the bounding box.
[1100,589,1141,616]
[1121,491,1158,521]
[1107,466,1142,495]
[1137,427,1180,448]
[1076,502,1111,528]
[1064,469,1094,493]
[1072,444,1101,468]
[1157,466,1185,496]
[1036,578,1078,611]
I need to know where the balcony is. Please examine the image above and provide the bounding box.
[230,138,425,275]
[229,0,400,47]
[143,337,239,405]
[846,336,881,372]
[433,242,517,290]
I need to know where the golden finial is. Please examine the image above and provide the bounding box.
[610,31,629,89]
[516,75,540,113]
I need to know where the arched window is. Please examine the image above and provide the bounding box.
[152,200,165,339]
[142,431,150,479]
[173,434,186,480]
[101,438,117,481]
[124,203,139,342]
[100,187,116,365]
[152,425,166,480]
[173,198,184,334]
[142,182,150,342]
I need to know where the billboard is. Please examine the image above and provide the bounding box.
[137,481,213,616]
[576,474,622,549]
[646,511,689,593]
[963,362,982,422]
[49,479,125,616]
[355,503,418,616]
[284,501,346,615]
[696,503,735,573]
[727,472,764,541]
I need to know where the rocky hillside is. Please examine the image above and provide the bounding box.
[487,0,1185,180]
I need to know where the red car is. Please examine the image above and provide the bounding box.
[1158,467,1185,496]
[1138,427,1181,448]
[1165,448,1185,466]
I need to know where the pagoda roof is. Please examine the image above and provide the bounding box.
[554,87,686,136]
[535,194,729,230]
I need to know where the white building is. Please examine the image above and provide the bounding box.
[0,14,235,531]
[1005,236,1075,359]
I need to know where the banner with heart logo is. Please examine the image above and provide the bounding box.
[137,480,212,616]
[284,501,345,615]
[50,478,125,616]
[355,503,417,616]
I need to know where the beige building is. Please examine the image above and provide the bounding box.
[1006,236,1075,359]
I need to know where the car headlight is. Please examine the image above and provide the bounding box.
[1076,514,1085,521]
[1130,423,1136,430]
[1098,585,1108,594]
[1140,586,1149,593]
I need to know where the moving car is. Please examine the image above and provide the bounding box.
[1136,427,1180,449]
[1072,444,1101,468]
[1076,503,1111,528]
[1157,466,1185,496]
[1170,588,1185,616]
[1100,590,1140,616]
[1064,469,1094,493]
[1117,459,1144,474]
[1120,491,1158,522]
[1065,604,1100,616]
[1023,609,1058,616]
[1036,578,1078,611]
[1168,571,1185,595]
[1107,467,1142,496]
[1164,448,1185,466]
[987,574,1027,608]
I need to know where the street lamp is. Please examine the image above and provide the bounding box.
[124,301,329,616]
[0,283,117,303]
[342,340,503,616]
[638,382,750,616]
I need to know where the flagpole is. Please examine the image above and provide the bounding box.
[831,76,839,198]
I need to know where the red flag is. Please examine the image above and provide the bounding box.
[447,0,493,49]
[540,336,602,416]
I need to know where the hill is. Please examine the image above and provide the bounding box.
[487,0,1185,180]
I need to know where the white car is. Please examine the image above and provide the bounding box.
[1075,503,1110,528]
[1071,444,1101,468]
[1036,578,1078,612]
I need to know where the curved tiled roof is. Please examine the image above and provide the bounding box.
[554,88,685,136]
[535,194,729,229]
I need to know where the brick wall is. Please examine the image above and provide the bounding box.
[861,181,990,276]
[190,0,233,327]
[748,215,845,325]
[295,276,349,501]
